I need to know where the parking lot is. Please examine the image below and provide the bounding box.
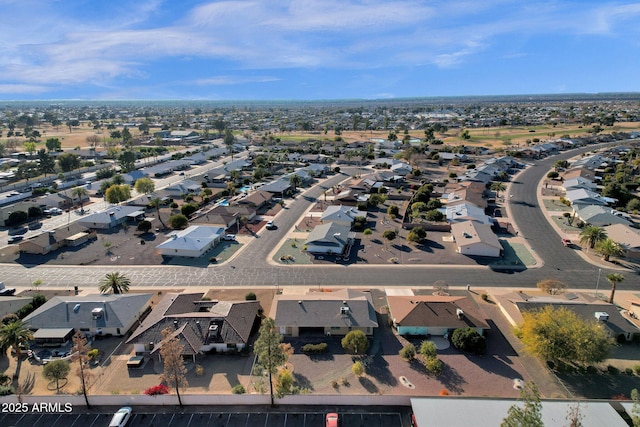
[0,410,407,427]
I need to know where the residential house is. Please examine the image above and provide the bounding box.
[566,188,612,208]
[460,170,493,184]
[305,222,354,254]
[156,225,225,258]
[603,223,640,259]
[572,154,610,170]
[127,292,260,359]
[321,205,360,227]
[270,289,378,337]
[450,220,502,258]
[18,224,96,255]
[77,206,145,230]
[387,295,489,336]
[390,162,412,175]
[444,202,493,225]
[37,193,73,210]
[161,180,203,197]
[235,190,272,209]
[333,189,370,206]
[574,205,632,227]
[260,180,292,196]
[24,293,152,343]
[191,205,257,228]
[562,177,597,192]
[122,170,148,186]
[0,296,32,319]
[304,163,329,177]
[441,181,487,209]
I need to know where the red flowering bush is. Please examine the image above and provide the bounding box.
[144,384,169,396]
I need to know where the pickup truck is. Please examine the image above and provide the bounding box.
[0,282,16,296]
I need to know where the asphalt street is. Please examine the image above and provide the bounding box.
[0,144,638,290]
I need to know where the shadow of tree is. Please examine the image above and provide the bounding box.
[364,354,397,387]
[293,372,314,391]
[438,362,467,394]
[358,376,379,394]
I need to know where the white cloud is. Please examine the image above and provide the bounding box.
[0,84,50,94]
[193,75,281,85]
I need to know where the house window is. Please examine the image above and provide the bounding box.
[330,327,340,331]
[227,343,237,349]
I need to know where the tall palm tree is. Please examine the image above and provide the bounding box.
[596,238,624,262]
[0,319,33,359]
[579,225,607,249]
[149,197,165,229]
[606,273,624,304]
[71,187,88,211]
[98,272,131,294]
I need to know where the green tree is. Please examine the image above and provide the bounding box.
[419,340,437,359]
[98,272,131,294]
[45,138,62,152]
[341,330,369,354]
[606,273,624,304]
[254,318,287,405]
[43,360,70,392]
[134,177,155,194]
[425,209,445,221]
[57,153,81,172]
[118,150,136,173]
[596,238,623,262]
[519,306,615,365]
[0,319,33,358]
[387,205,399,217]
[37,149,55,176]
[407,227,426,243]
[501,382,543,427]
[159,327,189,406]
[451,327,486,354]
[121,127,133,149]
[105,184,131,204]
[579,225,607,249]
[71,187,88,210]
[352,361,365,377]
[169,214,188,229]
[137,220,152,233]
[23,141,37,157]
[631,388,640,427]
[399,344,416,361]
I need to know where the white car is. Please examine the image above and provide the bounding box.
[49,207,63,215]
[266,221,276,229]
[109,407,132,427]
[222,234,236,241]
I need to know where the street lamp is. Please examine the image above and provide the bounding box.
[595,268,602,299]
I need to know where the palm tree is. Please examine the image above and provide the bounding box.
[289,174,301,192]
[71,187,88,211]
[149,197,165,229]
[98,272,131,294]
[0,319,33,359]
[596,238,624,262]
[606,273,624,304]
[579,225,607,249]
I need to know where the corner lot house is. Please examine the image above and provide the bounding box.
[305,222,354,254]
[270,289,378,337]
[603,223,640,259]
[18,224,96,255]
[156,225,225,258]
[127,292,260,359]
[24,293,152,344]
[387,295,489,336]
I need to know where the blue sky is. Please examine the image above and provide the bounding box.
[1,0,640,100]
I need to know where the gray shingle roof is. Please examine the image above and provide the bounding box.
[24,293,152,330]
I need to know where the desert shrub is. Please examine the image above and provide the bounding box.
[143,384,169,396]
[424,357,442,376]
[0,385,13,396]
[245,292,257,301]
[586,365,599,374]
[625,368,633,375]
[301,343,328,353]
[607,365,619,375]
[451,328,487,355]
[481,293,489,301]
[634,365,640,375]
[399,344,416,361]
[419,341,437,359]
[231,384,246,394]
[352,361,365,377]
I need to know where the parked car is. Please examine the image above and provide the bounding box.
[222,234,236,241]
[266,221,276,230]
[0,282,16,296]
[28,222,42,230]
[109,407,132,427]
[49,207,63,215]
[7,235,23,244]
[325,413,339,427]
